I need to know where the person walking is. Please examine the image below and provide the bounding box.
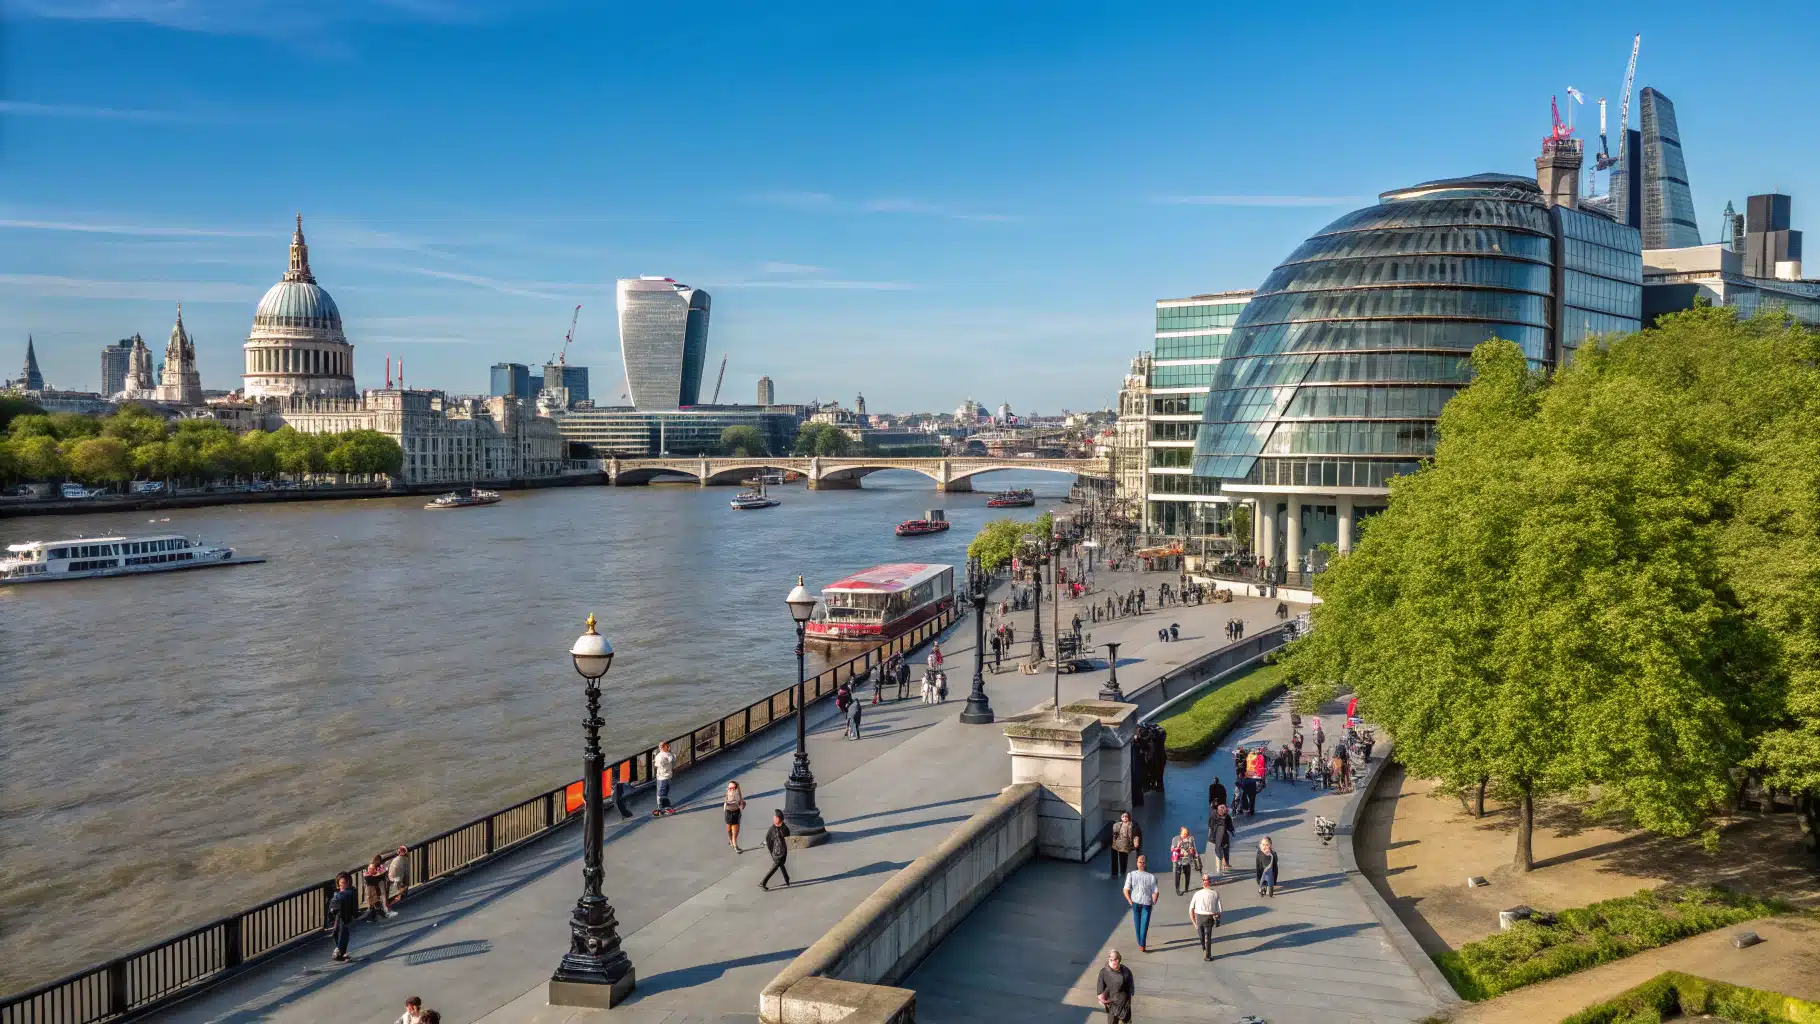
[612,760,634,820]
[760,810,791,890]
[653,740,676,816]
[1291,729,1304,773]
[1170,826,1198,895]
[1206,803,1234,874]
[871,666,884,705]
[1109,811,1141,880]
[846,690,864,739]
[1187,874,1223,961]
[1096,949,1135,1022]
[896,656,911,699]
[386,845,409,906]
[724,781,747,851]
[361,854,394,921]
[1122,854,1160,952]
[1232,745,1247,782]
[1207,776,1226,814]
[921,668,936,704]
[324,872,357,962]
[990,632,1002,672]
[1169,622,1179,642]
[1238,773,1258,816]
[1256,836,1281,897]
[1313,719,1326,762]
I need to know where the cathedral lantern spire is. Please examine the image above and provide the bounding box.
[285,212,316,284]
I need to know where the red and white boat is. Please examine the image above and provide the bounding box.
[805,562,955,644]
[895,509,950,537]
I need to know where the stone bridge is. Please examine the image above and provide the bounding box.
[605,455,1110,491]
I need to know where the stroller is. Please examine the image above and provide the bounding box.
[1313,814,1337,844]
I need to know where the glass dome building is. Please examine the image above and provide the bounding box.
[1192,172,1641,572]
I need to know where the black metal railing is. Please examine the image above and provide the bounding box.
[0,607,959,1024]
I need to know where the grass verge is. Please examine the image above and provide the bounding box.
[1432,886,1791,1001]
[1154,660,1289,760]
[1556,969,1820,1024]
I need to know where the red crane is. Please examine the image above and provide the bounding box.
[555,304,581,366]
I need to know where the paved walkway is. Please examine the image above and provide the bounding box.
[154,569,1293,1024]
[907,696,1441,1023]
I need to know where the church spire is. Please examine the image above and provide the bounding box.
[285,212,316,284]
[22,334,44,390]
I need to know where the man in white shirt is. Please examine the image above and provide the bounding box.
[653,741,676,816]
[386,845,409,905]
[1121,854,1159,953]
[1187,874,1223,960]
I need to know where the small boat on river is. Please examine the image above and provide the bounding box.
[1,533,261,584]
[805,562,955,644]
[425,487,501,510]
[895,509,950,537]
[986,488,1036,508]
[730,478,780,510]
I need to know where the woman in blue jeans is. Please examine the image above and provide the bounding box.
[1121,854,1160,952]
[1255,836,1280,897]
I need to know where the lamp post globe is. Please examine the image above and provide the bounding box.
[549,614,635,1009]
[782,576,827,844]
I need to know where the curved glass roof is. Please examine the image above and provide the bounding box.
[1193,183,1555,484]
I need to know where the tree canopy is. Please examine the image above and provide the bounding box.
[719,424,769,457]
[968,510,1055,573]
[0,406,402,486]
[1287,307,1820,869]
[791,422,854,457]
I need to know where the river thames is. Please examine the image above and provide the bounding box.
[0,470,1066,991]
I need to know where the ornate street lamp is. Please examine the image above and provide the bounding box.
[960,555,994,724]
[549,615,635,1009]
[1099,640,1124,702]
[783,576,828,844]
[1020,533,1045,664]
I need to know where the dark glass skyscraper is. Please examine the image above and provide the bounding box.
[491,361,531,398]
[1634,88,1701,249]
[616,277,711,410]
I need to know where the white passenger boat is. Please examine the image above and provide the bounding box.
[729,478,780,510]
[804,562,955,644]
[425,487,502,510]
[0,533,263,584]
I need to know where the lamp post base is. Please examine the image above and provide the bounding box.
[549,970,636,1009]
[959,695,994,724]
[782,772,828,847]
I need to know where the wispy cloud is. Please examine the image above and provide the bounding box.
[0,216,264,238]
[752,190,1013,223]
[0,100,195,122]
[713,278,916,291]
[759,261,828,275]
[398,266,590,301]
[1153,195,1368,207]
[8,0,514,38]
[0,273,260,303]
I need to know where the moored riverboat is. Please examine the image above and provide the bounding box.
[730,478,780,510]
[0,533,261,584]
[425,487,501,510]
[985,488,1036,508]
[895,509,950,537]
[805,562,955,644]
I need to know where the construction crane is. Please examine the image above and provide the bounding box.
[1597,34,1640,172]
[554,304,581,366]
[710,355,727,404]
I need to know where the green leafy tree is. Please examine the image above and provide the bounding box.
[1289,336,1769,871]
[0,395,43,432]
[968,518,1024,573]
[1231,504,1253,554]
[102,406,170,448]
[325,430,403,476]
[199,436,245,479]
[63,437,132,485]
[719,425,769,457]
[132,439,177,482]
[792,422,854,457]
[7,414,56,441]
[48,411,102,440]
[10,434,65,480]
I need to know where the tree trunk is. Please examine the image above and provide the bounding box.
[1474,776,1488,818]
[1513,783,1534,873]
[1800,793,1819,868]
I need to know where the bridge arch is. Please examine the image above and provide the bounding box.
[947,462,1092,484]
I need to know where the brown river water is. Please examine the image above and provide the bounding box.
[0,470,1065,991]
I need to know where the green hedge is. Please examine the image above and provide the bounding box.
[1556,970,1820,1024]
[1433,886,1790,1001]
[1155,661,1289,760]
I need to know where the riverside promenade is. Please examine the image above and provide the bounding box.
[149,570,1295,1023]
[908,695,1448,1023]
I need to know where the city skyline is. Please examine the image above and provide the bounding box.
[3,3,1817,408]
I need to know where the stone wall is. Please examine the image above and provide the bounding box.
[759,783,1041,1023]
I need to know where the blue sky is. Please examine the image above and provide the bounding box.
[3,1,1816,412]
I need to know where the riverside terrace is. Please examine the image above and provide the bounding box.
[92,573,1324,1022]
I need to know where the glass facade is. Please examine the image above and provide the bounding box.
[491,362,531,398]
[1144,292,1253,539]
[616,278,711,410]
[1195,174,1641,488]
[1147,499,1232,539]
[553,407,799,457]
[1637,89,1702,250]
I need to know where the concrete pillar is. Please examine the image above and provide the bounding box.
[1002,699,1136,862]
[607,457,619,486]
[1338,496,1354,555]
[1261,501,1278,567]
[1286,501,1303,571]
[699,458,711,487]
[1250,499,1265,556]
